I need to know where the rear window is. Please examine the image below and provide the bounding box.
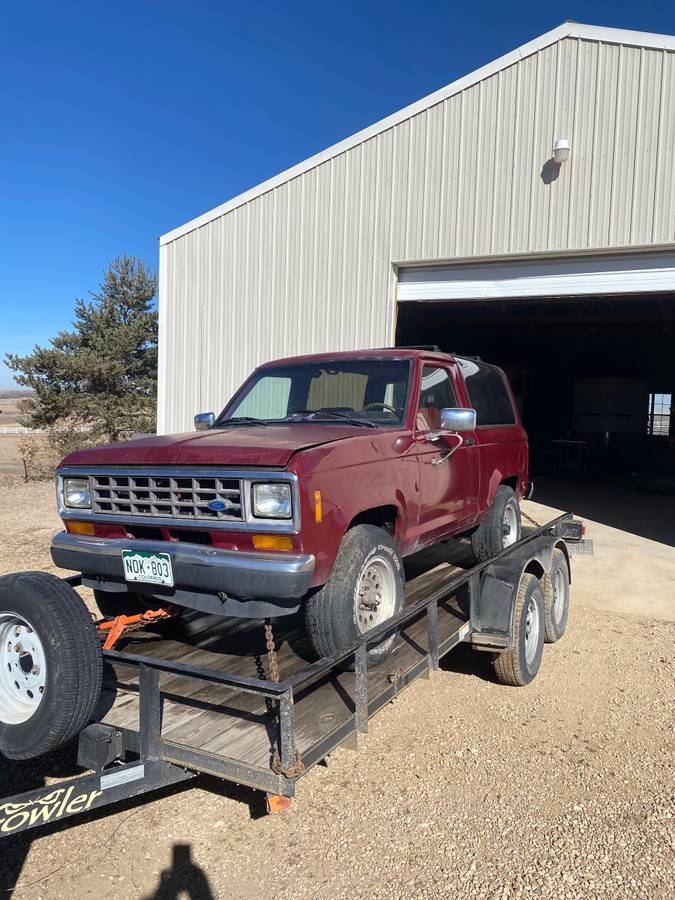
[457,358,516,426]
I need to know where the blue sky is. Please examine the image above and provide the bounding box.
[1,0,673,388]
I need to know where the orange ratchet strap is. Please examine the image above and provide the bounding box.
[97,606,178,650]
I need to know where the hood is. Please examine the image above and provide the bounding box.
[60,423,367,469]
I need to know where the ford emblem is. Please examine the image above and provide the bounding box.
[208,500,227,511]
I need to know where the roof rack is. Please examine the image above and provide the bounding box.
[388,345,444,352]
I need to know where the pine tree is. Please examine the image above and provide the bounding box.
[5,256,158,445]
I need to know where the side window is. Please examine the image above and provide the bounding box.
[235,377,292,419]
[459,360,516,426]
[416,366,456,431]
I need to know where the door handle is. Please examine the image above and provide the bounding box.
[464,437,476,446]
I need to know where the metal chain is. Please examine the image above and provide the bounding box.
[521,509,541,528]
[258,620,305,779]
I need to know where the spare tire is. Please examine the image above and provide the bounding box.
[0,572,103,761]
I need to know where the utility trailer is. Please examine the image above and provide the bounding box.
[0,516,576,838]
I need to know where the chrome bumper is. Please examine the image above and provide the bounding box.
[51,532,315,601]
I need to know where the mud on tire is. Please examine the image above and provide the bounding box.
[543,548,570,643]
[304,524,404,668]
[471,485,521,563]
[493,572,544,687]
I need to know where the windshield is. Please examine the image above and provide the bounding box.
[219,359,411,427]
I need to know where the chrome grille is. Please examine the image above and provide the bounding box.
[91,473,243,521]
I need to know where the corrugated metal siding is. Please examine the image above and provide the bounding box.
[159,37,675,433]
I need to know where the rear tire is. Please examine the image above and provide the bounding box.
[543,549,570,643]
[0,572,103,760]
[471,485,521,562]
[304,525,404,667]
[493,573,544,686]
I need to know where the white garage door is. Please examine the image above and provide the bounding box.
[397,251,675,301]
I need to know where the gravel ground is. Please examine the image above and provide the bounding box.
[0,480,673,899]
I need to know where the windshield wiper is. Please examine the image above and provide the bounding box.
[284,409,376,428]
[216,416,269,427]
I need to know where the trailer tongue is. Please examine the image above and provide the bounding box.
[0,516,576,838]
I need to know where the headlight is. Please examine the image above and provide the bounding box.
[252,483,292,519]
[63,477,92,509]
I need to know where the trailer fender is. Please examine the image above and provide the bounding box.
[471,536,569,651]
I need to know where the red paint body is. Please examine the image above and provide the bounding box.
[60,349,529,589]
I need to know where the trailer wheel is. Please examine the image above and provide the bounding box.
[304,525,404,667]
[471,485,521,562]
[0,572,102,760]
[493,573,544,686]
[543,549,570,643]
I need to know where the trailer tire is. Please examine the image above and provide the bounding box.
[543,549,570,643]
[0,572,102,760]
[471,485,521,562]
[304,525,404,668]
[493,573,544,687]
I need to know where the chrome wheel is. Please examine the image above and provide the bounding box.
[354,556,397,634]
[524,596,540,665]
[502,502,519,547]
[0,612,47,725]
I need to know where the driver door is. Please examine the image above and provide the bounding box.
[414,363,479,543]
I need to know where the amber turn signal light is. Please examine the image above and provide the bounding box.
[66,521,96,536]
[252,534,294,551]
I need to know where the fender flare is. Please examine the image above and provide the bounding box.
[471,536,569,651]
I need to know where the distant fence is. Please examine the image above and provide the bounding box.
[0,426,46,436]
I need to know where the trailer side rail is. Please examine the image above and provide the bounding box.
[1,515,571,837]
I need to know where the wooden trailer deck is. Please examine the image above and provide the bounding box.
[96,542,474,771]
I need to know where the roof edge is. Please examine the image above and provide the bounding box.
[160,22,675,247]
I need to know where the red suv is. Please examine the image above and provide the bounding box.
[52,349,530,664]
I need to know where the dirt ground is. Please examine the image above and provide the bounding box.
[0,480,673,899]
[0,397,24,427]
[0,435,23,479]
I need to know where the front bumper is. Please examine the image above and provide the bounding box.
[51,532,315,602]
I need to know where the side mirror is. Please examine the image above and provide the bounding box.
[440,408,476,432]
[194,412,215,431]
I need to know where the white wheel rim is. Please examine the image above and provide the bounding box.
[0,613,47,725]
[552,568,566,624]
[524,597,540,665]
[502,502,519,547]
[354,556,397,634]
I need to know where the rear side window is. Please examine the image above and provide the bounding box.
[457,358,516,426]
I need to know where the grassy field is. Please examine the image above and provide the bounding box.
[0,435,23,477]
[0,396,24,426]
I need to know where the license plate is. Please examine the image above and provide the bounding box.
[121,550,174,587]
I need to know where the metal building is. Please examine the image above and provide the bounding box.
[158,21,675,472]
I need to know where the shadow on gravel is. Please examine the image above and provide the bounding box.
[0,765,266,895]
[141,843,215,900]
[439,641,500,684]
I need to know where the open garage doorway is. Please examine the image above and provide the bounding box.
[395,291,675,547]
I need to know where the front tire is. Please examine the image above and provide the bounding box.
[471,485,521,562]
[0,572,103,760]
[304,525,404,667]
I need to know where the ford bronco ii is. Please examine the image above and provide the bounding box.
[52,348,530,665]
